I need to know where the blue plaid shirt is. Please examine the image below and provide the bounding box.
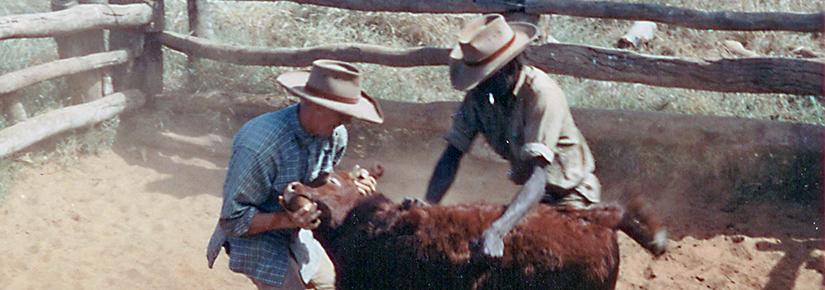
[206,104,347,286]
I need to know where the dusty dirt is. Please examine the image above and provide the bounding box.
[0,111,822,290]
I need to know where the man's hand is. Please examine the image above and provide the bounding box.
[479,228,505,257]
[352,167,378,196]
[476,165,546,258]
[287,202,322,229]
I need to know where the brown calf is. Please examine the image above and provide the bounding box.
[284,167,665,290]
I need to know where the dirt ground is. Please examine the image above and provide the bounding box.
[0,111,823,290]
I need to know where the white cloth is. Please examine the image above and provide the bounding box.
[290,229,324,284]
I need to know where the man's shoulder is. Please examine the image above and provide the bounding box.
[234,105,298,151]
[521,65,564,101]
[523,66,559,89]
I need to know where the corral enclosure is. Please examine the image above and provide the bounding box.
[0,0,823,289]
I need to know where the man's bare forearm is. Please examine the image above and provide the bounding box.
[246,212,296,236]
[488,166,545,236]
[425,144,464,204]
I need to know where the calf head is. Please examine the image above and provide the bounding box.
[282,165,384,230]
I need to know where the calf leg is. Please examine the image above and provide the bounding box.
[618,197,667,257]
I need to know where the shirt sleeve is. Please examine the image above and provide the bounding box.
[521,74,567,164]
[444,96,480,153]
[219,146,276,237]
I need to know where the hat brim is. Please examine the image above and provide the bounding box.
[449,22,539,91]
[277,71,384,124]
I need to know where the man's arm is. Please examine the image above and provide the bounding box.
[220,146,321,237]
[424,144,465,204]
[246,204,322,235]
[480,163,546,257]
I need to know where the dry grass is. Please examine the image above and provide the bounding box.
[0,0,823,196]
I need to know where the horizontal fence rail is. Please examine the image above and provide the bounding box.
[525,0,824,32]
[0,50,134,96]
[228,0,825,32]
[524,43,824,96]
[160,32,824,96]
[0,89,146,159]
[0,3,153,41]
[160,31,450,66]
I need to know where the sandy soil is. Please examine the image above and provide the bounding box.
[0,113,822,290]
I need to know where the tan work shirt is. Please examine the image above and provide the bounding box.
[445,65,600,203]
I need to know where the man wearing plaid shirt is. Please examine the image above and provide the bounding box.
[207,60,384,289]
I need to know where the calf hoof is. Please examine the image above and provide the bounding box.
[647,228,668,257]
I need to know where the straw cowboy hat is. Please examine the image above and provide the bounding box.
[449,14,539,91]
[277,59,384,124]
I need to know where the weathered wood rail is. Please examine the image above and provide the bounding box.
[523,43,824,96]
[161,31,824,96]
[159,31,451,67]
[228,0,825,32]
[0,4,153,40]
[0,90,146,159]
[0,50,133,96]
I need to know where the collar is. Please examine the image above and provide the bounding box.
[511,65,529,97]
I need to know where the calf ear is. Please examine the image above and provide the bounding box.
[369,164,385,179]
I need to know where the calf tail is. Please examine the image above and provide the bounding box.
[617,196,668,257]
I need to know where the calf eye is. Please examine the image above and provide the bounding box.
[328,177,341,186]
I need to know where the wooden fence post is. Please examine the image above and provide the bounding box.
[110,0,163,105]
[3,93,28,125]
[51,0,106,105]
[109,0,144,93]
[142,0,165,104]
[186,0,214,92]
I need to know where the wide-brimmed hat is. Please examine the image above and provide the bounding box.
[277,59,384,124]
[449,14,539,91]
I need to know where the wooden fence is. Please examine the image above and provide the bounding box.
[171,1,825,96]
[0,0,163,159]
[0,0,823,159]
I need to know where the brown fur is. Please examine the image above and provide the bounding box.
[287,168,655,290]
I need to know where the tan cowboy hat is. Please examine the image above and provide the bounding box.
[449,14,539,91]
[277,59,384,124]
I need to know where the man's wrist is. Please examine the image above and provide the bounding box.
[270,212,296,230]
[487,222,505,237]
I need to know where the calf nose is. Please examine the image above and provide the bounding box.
[286,181,301,193]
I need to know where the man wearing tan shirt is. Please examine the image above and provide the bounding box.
[425,14,665,257]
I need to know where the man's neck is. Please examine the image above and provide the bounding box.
[298,103,335,137]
